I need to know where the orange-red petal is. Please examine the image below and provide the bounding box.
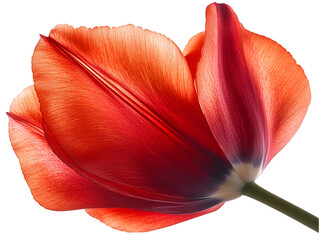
[183,32,204,79]
[8,86,225,216]
[8,86,115,210]
[86,204,223,232]
[242,28,311,165]
[9,86,219,212]
[32,24,230,206]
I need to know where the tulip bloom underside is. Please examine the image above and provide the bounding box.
[8,3,314,232]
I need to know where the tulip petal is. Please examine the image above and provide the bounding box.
[242,28,311,165]
[183,32,204,78]
[196,3,268,175]
[197,3,310,173]
[8,86,224,214]
[86,204,223,232]
[8,86,115,210]
[7,86,153,210]
[32,24,231,205]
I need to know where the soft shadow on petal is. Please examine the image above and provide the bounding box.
[86,204,223,232]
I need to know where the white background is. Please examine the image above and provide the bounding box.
[0,0,318,239]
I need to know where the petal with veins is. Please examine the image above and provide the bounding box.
[8,86,223,215]
[196,3,310,175]
[196,4,268,173]
[32,24,231,203]
[242,29,310,165]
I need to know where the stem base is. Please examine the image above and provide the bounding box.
[241,181,318,232]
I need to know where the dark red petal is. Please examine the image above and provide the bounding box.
[197,3,310,172]
[197,3,269,171]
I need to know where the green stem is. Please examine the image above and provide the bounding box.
[241,181,318,232]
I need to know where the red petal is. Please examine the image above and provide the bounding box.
[197,4,268,168]
[8,86,223,213]
[197,3,310,169]
[183,32,204,79]
[8,86,115,210]
[242,27,311,165]
[86,204,223,232]
[32,25,231,204]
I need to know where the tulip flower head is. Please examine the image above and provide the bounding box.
[8,2,318,233]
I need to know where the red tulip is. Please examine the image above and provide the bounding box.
[8,3,318,232]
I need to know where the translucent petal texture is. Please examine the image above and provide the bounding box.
[86,204,223,232]
[196,3,310,175]
[8,86,224,222]
[183,32,204,79]
[32,24,231,205]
